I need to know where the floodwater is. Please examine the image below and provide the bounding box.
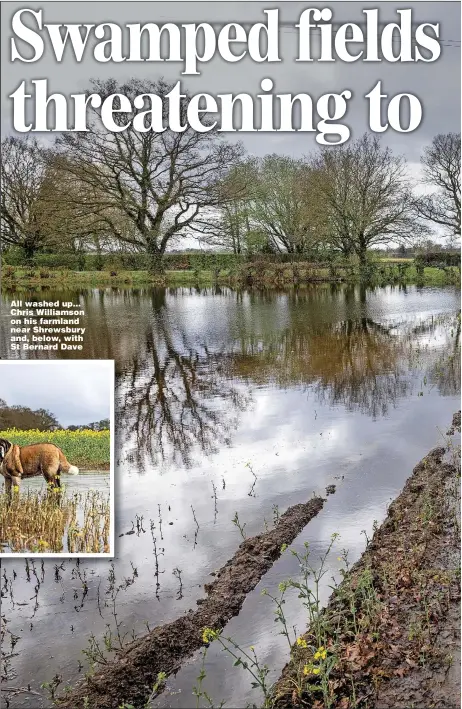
[14,471,110,496]
[0,284,460,707]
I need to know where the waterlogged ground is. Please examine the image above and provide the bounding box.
[0,284,460,707]
[0,473,110,555]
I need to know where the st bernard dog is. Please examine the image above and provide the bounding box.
[0,438,79,493]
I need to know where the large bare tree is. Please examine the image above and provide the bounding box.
[1,136,54,259]
[414,132,461,239]
[313,134,421,264]
[56,78,244,273]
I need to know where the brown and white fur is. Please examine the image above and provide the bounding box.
[0,438,79,493]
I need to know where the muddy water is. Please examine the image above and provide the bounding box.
[0,284,460,707]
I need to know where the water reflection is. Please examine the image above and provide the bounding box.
[1,285,460,470]
[118,292,251,468]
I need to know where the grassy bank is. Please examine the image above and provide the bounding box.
[0,487,110,554]
[1,263,460,290]
[0,429,110,470]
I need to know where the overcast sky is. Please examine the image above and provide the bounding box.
[1,360,112,426]
[1,1,460,162]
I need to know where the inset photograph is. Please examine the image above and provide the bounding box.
[0,359,114,556]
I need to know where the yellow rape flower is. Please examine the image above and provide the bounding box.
[202,627,219,643]
[296,637,308,648]
[314,646,327,660]
[303,663,321,676]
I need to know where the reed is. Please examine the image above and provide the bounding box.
[0,486,110,553]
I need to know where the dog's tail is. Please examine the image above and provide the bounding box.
[58,449,79,476]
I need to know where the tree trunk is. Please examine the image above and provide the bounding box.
[23,240,36,262]
[147,249,165,276]
[358,245,368,268]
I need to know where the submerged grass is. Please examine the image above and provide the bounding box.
[0,428,110,469]
[0,486,110,554]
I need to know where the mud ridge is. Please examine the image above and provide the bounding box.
[273,413,461,708]
[57,495,326,708]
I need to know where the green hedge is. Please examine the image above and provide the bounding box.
[11,250,457,272]
[3,251,331,271]
[415,252,460,268]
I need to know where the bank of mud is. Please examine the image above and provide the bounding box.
[273,413,461,708]
[57,495,326,708]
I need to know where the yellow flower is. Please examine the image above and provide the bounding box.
[12,485,20,493]
[303,662,322,676]
[296,637,308,648]
[202,627,218,643]
[314,646,327,660]
[250,646,255,652]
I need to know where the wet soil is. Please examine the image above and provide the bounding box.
[57,495,326,708]
[273,412,461,709]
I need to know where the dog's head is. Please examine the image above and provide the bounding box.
[0,439,12,463]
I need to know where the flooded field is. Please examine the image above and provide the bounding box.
[0,473,110,555]
[0,284,460,707]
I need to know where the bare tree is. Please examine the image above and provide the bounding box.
[1,136,54,259]
[414,132,461,238]
[43,159,144,264]
[250,155,321,254]
[198,159,260,255]
[313,134,422,265]
[56,78,244,273]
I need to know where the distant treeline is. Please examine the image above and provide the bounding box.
[1,105,460,275]
[0,399,58,431]
[66,419,110,432]
[0,400,109,432]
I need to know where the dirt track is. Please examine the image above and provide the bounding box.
[273,413,461,708]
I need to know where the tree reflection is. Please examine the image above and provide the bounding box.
[225,291,460,420]
[118,292,250,469]
[228,316,410,419]
[426,314,461,397]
